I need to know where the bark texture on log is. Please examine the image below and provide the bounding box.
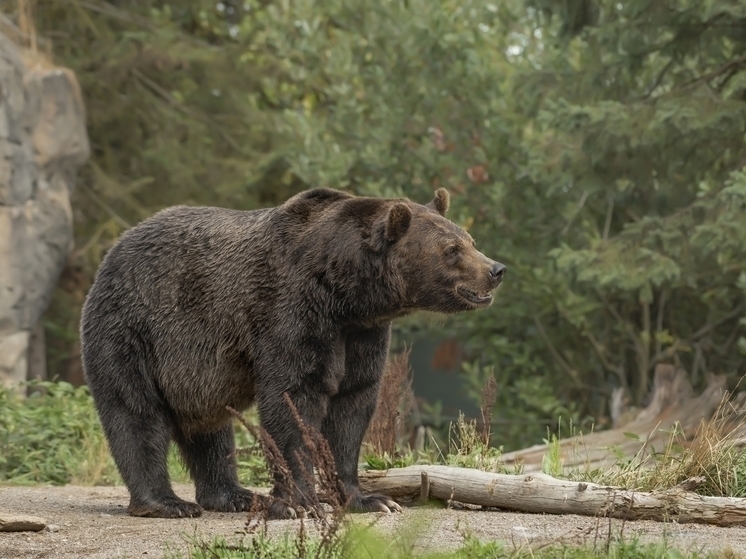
[360,465,746,527]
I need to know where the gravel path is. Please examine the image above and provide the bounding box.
[2,484,746,558]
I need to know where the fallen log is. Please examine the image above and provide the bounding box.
[359,465,746,527]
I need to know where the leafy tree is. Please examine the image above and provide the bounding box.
[23,0,284,380]
[522,0,746,396]
[18,0,746,449]
[454,0,746,445]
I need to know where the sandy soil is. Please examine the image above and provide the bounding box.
[2,484,746,558]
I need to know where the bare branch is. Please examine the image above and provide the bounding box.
[640,58,675,99]
[690,304,746,342]
[583,331,627,388]
[655,288,667,357]
[561,189,589,236]
[648,54,746,102]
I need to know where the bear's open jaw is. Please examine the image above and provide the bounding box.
[456,286,493,307]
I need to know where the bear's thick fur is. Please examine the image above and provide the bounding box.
[80,188,506,518]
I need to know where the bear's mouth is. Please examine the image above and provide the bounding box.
[456,286,493,307]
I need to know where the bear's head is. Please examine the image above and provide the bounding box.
[382,188,506,314]
[282,186,505,318]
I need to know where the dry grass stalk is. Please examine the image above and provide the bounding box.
[282,393,345,505]
[227,405,294,532]
[677,391,746,496]
[228,400,348,553]
[0,1,53,66]
[578,390,746,496]
[480,373,497,446]
[281,394,348,555]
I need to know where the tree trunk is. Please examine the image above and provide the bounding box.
[359,465,746,527]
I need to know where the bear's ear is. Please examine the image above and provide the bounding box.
[385,203,412,244]
[426,188,450,216]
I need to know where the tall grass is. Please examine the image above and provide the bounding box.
[445,412,507,473]
[0,381,270,487]
[364,349,414,459]
[570,395,746,497]
[0,381,118,485]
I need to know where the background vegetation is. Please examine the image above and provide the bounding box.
[0,381,270,486]
[3,0,745,450]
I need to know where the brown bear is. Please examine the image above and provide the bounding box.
[80,187,506,519]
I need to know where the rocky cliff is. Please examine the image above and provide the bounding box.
[0,34,89,387]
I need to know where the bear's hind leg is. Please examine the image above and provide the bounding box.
[175,425,255,512]
[97,398,202,518]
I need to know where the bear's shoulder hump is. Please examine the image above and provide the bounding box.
[281,188,354,219]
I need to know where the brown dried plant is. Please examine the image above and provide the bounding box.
[228,399,348,556]
[364,349,414,458]
[480,373,497,447]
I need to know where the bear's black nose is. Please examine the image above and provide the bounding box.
[490,262,506,284]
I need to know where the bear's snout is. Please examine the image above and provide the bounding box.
[489,262,506,288]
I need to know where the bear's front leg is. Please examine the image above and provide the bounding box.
[257,387,329,520]
[321,326,402,514]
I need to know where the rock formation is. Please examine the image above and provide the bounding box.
[0,33,89,387]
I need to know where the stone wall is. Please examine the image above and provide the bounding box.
[0,34,89,387]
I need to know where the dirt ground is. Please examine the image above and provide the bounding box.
[3,484,746,558]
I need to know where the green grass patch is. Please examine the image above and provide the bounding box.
[165,529,740,559]
[0,381,270,487]
[364,412,513,474]
[0,381,119,485]
[165,532,344,559]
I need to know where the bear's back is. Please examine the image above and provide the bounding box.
[83,206,274,323]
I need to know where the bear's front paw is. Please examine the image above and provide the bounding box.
[348,492,402,514]
[198,487,255,512]
[266,498,325,520]
[128,496,203,518]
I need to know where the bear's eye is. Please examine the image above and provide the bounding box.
[445,245,460,258]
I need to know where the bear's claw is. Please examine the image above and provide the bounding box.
[349,493,403,514]
[198,487,255,513]
[266,499,325,520]
[383,499,403,513]
[128,497,203,518]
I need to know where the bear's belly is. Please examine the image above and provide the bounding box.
[158,357,256,434]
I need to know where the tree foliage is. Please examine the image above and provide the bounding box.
[13,0,746,448]
[511,0,746,414]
